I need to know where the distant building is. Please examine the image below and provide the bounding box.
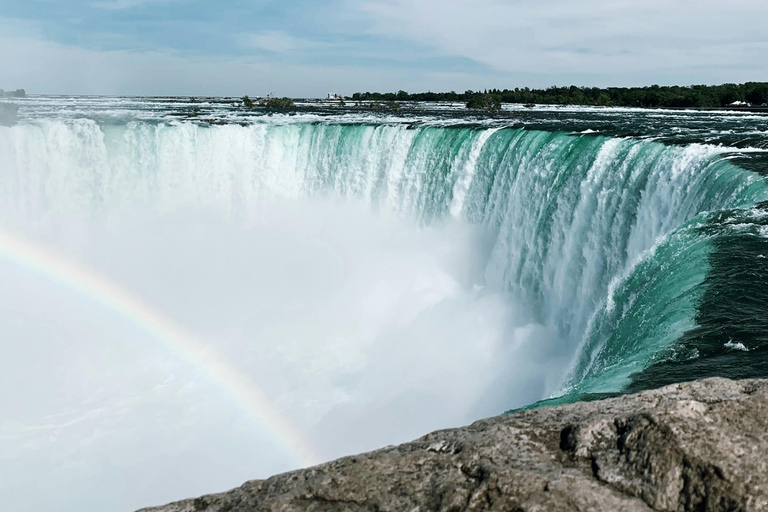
[327,93,343,100]
[729,101,748,106]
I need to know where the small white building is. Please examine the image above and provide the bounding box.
[729,101,748,106]
[327,93,343,100]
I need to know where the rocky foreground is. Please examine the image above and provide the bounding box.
[140,378,768,512]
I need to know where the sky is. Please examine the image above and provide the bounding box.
[1,0,767,96]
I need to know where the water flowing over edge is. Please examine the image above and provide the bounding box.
[1,118,767,405]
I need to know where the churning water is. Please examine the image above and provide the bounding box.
[1,97,767,511]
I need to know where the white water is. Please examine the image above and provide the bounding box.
[0,117,765,511]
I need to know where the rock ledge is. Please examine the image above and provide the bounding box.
[139,378,768,512]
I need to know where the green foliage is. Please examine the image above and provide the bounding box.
[241,95,254,108]
[258,96,295,109]
[466,93,502,113]
[746,83,768,106]
[353,82,768,108]
[364,100,401,111]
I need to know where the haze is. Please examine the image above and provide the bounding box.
[1,0,767,96]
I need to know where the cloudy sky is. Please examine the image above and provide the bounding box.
[1,0,767,96]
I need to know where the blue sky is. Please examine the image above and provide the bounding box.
[1,0,767,96]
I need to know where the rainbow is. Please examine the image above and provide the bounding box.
[0,228,321,468]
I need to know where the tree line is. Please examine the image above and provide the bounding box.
[0,89,26,98]
[351,83,768,109]
[241,95,295,109]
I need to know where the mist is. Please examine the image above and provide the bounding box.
[0,196,559,511]
[0,100,746,511]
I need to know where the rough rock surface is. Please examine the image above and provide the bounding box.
[139,378,768,512]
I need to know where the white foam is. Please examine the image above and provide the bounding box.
[724,340,750,351]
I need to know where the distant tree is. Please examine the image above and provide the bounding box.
[466,93,502,113]
[596,93,611,106]
[717,84,743,106]
[259,96,295,109]
[241,95,254,108]
[746,83,768,106]
[351,82,768,109]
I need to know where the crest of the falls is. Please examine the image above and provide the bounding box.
[1,119,765,398]
[2,110,768,512]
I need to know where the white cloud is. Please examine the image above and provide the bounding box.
[0,29,498,96]
[239,31,330,54]
[350,0,768,83]
[90,0,173,10]
[3,0,768,95]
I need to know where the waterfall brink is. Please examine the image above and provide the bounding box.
[1,120,767,400]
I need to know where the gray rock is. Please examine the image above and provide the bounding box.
[138,378,768,512]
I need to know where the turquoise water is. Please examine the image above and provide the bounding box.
[2,98,768,407]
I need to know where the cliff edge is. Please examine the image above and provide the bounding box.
[139,378,768,511]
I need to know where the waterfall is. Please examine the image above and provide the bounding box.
[1,119,766,399]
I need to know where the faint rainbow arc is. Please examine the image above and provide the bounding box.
[0,229,320,468]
